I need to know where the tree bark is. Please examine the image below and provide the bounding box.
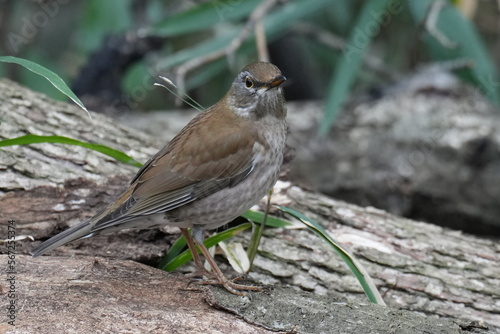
[0,79,498,333]
[1,255,490,334]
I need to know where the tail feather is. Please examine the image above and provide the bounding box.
[30,221,93,257]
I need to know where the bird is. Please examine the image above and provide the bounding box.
[31,61,287,296]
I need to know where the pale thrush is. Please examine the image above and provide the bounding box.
[31,61,287,295]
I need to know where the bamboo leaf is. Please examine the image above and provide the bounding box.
[157,235,187,270]
[156,0,333,70]
[241,210,294,228]
[150,0,261,37]
[219,241,250,274]
[408,0,500,104]
[319,0,392,135]
[277,206,386,305]
[0,56,90,118]
[160,223,252,271]
[0,135,142,168]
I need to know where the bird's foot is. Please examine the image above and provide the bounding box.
[198,276,263,296]
[185,268,216,280]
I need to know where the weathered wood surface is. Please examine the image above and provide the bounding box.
[0,255,274,334]
[0,79,498,333]
[0,255,491,334]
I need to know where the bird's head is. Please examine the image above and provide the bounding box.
[228,61,286,119]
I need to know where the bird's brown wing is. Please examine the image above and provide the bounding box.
[92,107,260,230]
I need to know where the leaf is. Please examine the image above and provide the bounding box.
[153,0,333,98]
[0,135,142,168]
[245,191,272,269]
[157,235,187,270]
[277,206,386,305]
[408,0,500,104]
[158,210,297,272]
[262,0,332,39]
[219,241,250,274]
[157,29,237,70]
[0,56,90,118]
[159,223,252,271]
[319,0,393,135]
[156,0,333,70]
[150,0,261,37]
[79,0,133,52]
[241,210,295,228]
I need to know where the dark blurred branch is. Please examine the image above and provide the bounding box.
[175,0,279,99]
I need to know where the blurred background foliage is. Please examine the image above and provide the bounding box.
[0,0,499,133]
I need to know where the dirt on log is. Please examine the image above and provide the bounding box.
[0,79,499,333]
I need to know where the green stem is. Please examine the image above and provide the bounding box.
[247,189,273,268]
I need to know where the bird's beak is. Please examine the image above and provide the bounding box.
[267,75,286,89]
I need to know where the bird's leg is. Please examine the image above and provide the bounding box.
[191,225,262,296]
[180,228,204,270]
[180,228,216,280]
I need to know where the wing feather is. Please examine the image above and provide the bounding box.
[91,104,260,232]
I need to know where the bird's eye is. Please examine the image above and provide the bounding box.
[245,76,254,89]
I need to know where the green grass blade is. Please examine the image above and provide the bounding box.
[0,135,142,168]
[161,210,294,271]
[263,0,332,39]
[160,223,252,272]
[0,56,90,118]
[408,1,500,104]
[156,0,332,70]
[150,0,261,37]
[157,235,187,270]
[246,222,261,270]
[156,209,295,270]
[277,206,386,305]
[319,0,392,135]
[157,30,236,69]
[243,207,304,270]
[241,210,292,228]
[246,191,272,266]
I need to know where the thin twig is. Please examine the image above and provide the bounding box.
[175,0,280,101]
[408,0,457,68]
[255,21,269,62]
[425,0,458,49]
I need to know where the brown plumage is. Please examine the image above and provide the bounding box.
[31,61,287,295]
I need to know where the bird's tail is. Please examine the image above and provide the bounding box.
[30,220,93,257]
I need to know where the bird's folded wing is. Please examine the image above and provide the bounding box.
[92,113,259,231]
